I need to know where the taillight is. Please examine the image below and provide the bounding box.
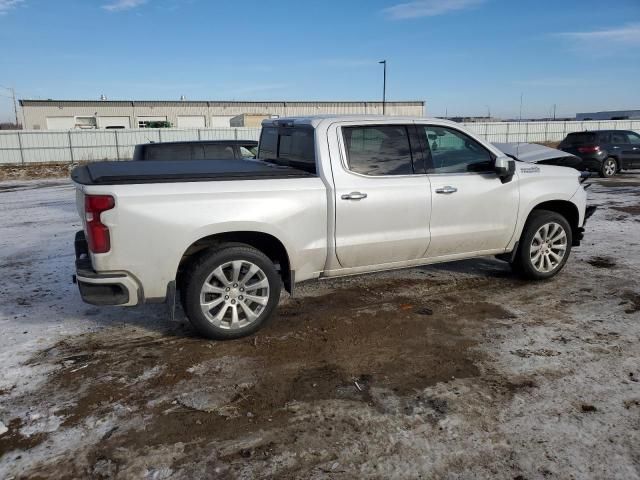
[577,145,600,154]
[85,195,115,253]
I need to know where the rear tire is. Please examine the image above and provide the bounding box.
[511,210,572,280]
[599,157,617,178]
[181,244,281,340]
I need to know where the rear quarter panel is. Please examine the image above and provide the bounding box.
[80,178,328,300]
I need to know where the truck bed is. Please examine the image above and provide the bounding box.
[71,159,314,185]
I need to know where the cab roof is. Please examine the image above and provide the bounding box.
[261,115,460,129]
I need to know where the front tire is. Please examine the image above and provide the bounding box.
[511,210,572,280]
[182,245,281,340]
[599,157,617,178]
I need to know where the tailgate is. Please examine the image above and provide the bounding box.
[75,186,85,222]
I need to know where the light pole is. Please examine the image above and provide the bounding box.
[379,60,386,115]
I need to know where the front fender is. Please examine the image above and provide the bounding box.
[507,164,583,250]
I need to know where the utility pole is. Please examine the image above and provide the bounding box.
[486,105,491,119]
[519,93,523,122]
[11,88,18,127]
[0,85,19,127]
[379,60,387,115]
[553,104,556,121]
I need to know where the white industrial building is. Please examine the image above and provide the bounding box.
[19,99,426,130]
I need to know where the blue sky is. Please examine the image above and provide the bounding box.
[0,0,639,121]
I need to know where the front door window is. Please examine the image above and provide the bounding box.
[423,126,494,173]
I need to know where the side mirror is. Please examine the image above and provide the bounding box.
[495,156,515,183]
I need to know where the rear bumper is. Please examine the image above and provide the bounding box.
[577,158,605,171]
[73,231,141,306]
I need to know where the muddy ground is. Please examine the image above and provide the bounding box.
[0,173,639,479]
[0,163,81,182]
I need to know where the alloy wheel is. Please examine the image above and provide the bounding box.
[603,159,616,177]
[530,222,567,273]
[199,260,270,330]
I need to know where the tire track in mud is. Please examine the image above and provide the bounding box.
[1,273,523,478]
[4,258,638,478]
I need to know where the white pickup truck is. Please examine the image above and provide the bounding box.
[72,116,595,339]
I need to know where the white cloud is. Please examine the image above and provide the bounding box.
[558,23,640,45]
[383,0,485,20]
[0,0,24,15]
[102,0,148,12]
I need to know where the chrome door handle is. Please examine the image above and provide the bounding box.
[435,186,458,194]
[341,191,368,200]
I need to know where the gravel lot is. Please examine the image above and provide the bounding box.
[0,173,639,479]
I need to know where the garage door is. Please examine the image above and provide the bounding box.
[99,116,131,129]
[177,116,206,128]
[210,116,234,127]
[46,117,75,130]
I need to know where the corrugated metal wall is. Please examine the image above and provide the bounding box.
[1,120,640,165]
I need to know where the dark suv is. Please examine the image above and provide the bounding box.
[133,140,258,162]
[558,130,640,177]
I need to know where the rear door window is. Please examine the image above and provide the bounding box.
[342,125,415,176]
[626,132,640,145]
[611,132,629,144]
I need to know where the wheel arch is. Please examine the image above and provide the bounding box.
[176,231,293,293]
[527,200,580,245]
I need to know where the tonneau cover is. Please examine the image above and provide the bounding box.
[71,159,313,185]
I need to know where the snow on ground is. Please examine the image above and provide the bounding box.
[0,174,639,479]
[0,180,167,396]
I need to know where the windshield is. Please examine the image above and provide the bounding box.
[564,133,597,145]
